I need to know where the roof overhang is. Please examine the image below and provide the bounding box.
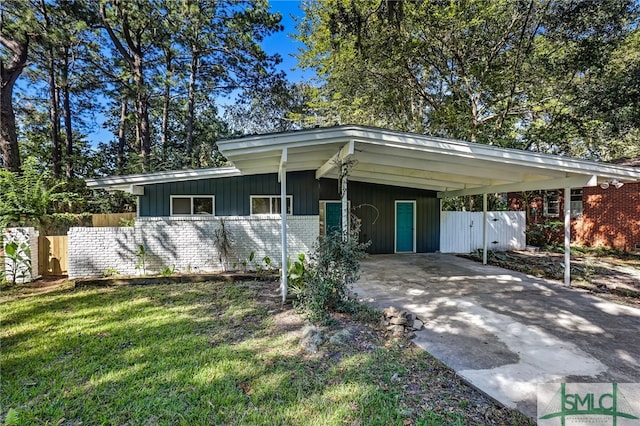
[217,125,640,197]
[87,125,640,195]
[86,166,242,192]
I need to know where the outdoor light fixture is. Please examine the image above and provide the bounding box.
[600,179,624,189]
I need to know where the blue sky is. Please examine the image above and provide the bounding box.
[264,0,314,82]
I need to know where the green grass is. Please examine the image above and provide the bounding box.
[1,281,532,425]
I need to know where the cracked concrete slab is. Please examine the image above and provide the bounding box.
[354,253,640,419]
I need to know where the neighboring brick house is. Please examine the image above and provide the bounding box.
[509,158,640,251]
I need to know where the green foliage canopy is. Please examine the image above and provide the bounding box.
[296,0,640,159]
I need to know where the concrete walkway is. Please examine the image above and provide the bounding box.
[354,253,640,419]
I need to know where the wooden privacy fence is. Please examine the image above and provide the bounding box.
[38,236,68,276]
[92,213,136,227]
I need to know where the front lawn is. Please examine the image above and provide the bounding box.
[1,280,532,425]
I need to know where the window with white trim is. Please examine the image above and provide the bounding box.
[570,189,583,218]
[250,195,292,215]
[543,192,559,217]
[170,196,215,215]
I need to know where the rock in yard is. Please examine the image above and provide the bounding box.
[390,316,408,325]
[300,325,323,354]
[329,328,352,345]
[412,319,424,331]
[383,306,399,318]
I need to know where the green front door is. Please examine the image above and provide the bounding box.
[396,201,415,252]
[326,202,342,236]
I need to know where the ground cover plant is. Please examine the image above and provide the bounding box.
[463,249,640,306]
[1,280,534,425]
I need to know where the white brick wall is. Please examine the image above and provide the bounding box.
[68,216,319,279]
[67,226,136,278]
[3,227,39,283]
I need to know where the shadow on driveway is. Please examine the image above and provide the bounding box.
[354,253,640,418]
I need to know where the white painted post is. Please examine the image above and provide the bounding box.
[280,150,288,303]
[564,187,571,287]
[482,193,488,265]
[341,165,348,241]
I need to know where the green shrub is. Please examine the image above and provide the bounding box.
[293,224,371,325]
[526,220,564,247]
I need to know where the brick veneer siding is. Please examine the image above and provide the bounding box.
[508,183,640,251]
[3,227,39,283]
[574,182,640,251]
[68,216,319,279]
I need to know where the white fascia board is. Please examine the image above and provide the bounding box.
[218,132,351,156]
[438,175,598,198]
[86,166,242,191]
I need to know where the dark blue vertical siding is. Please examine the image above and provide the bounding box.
[139,171,319,216]
[138,170,438,254]
[319,179,440,253]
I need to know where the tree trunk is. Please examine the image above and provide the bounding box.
[61,46,73,179]
[48,51,62,177]
[40,0,61,177]
[0,35,28,172]
[117,98,127,174]
[186,52,198,164]
[161,49,172,164]
[132,52,150,171]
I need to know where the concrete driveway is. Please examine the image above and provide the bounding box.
[354,253,640,419]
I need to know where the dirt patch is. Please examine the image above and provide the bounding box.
[251,282,534,424]
[0,276,75,300]
[462,250,640,307]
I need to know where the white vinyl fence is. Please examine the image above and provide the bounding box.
[440,211,525,253]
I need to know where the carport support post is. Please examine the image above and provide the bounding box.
[482,193,488,265]
[279,148,288,302]
[341,164,348,241]
[564,187,571,287]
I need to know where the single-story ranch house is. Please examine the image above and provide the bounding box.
[78,126,640,288]
[6,126,638,288]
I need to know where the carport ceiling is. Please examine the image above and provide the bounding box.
[217,125,640,196]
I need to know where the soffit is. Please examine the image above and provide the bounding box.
[218,126,640,197]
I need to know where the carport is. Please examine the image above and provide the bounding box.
[217,125,640,296]
[353,253,640,418]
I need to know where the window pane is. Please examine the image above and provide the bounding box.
[172,197,191,215]
[193,197,213,214]
[286,197,292,214]
[545,194,559,216]
[272,197,281,214]
[252,197,270,214]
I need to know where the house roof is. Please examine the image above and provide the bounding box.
[86,166,241,192]
[87,125,640,196]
